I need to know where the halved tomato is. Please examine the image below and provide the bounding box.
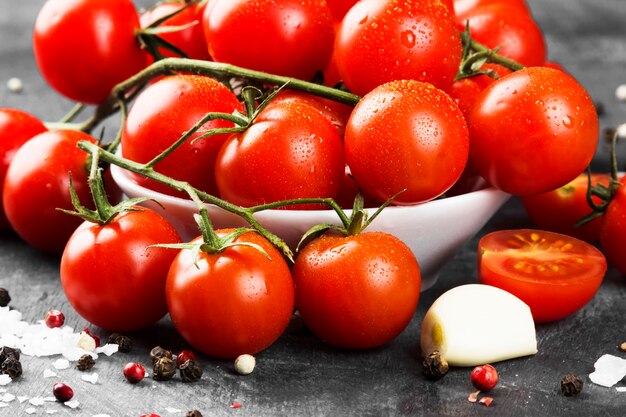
[478,229,606,323]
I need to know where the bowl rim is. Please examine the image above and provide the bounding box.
[109,162,509,218]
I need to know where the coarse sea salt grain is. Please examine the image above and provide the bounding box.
[96,344,118,356]
[0,375,12,386]
[0,402,8,408]
[81,372,99,385]
[29,397,45,406]
[43,369,58,378]
[18,396,28,403]
[589,354,626,387]
[92,414,112,417]
[616,387,626,392]
[165,407,182,413]
[1,393,15,403]
[25,408,36,415]
[52,359,70,370]
[64,399,80,409]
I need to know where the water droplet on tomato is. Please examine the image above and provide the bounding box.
[401,30,416,48]
[562,115,574,128]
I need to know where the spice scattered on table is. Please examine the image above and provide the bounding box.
[123,362,146,384]
[478,396,494,407]
[176,350,196,367]
[6,78,23,93]
[150,346,174,364]
[615,83,626,101]
[44,310,65,328]
[186,410,203,417]
[619,342,626,352]
[179,359,203,383]
[421,351,448,380]
[52,383,74,403]
[0,289,10,307]
[153,357,177,381]
[107,333,132,353]
[470,364,499,392]
[76,354,95,371]
[560,374,584,396]
[234,354,256,375]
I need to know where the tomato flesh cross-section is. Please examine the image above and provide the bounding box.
[478,229,607,323]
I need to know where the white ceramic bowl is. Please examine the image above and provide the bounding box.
[110,165,510,291]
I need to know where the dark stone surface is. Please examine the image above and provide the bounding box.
[1,0,625,415]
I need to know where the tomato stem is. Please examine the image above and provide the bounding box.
[73,58,360,134]
[77,140,353,261]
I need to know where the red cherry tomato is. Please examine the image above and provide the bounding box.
[2,130,96,254]
[522,173,610,243]
[456,4,546,67]
[293,232,421,349]
[600,183,626,276]
[0,109,47,229]
[344,80,469,205]
[468,67,599,196]
[140,0,210,61]
[334,0,461,95]
[33,0,147,104]
[478,229,607,323]
[266,90,353,138]
[449,64,512,118]
[121,74,242,198]
[203,0,335,80]
[215,100,345,209]
[60,207,181,331]
[326,0,358,21]
[166,230,295,359]
[454,0,530,17]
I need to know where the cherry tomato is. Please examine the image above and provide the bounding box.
[293,231,421,349]
[454,0,530,17]
[334,0,461,95]
[326,0,358,21]
[2,130,96,254]
[449,64,511,118]
[468,67,599,196]
[166,230,295,358]
[522,173,610,243]
[0,109,47,229]
[60,207,181,331]
[122,74,242,198]
[266,90,353,137]
[344,80,469,205]
[478,229,607,323]
[599,183,626,276]
[215,100,345,209]
[203,0,335,81]
[140,0,210,61]
[33,0,147,104]
[456,4,546,67]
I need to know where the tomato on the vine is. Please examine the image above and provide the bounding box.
[121,74,242,198]
[140,0,210,61]
[468,67,599,196]
[166,230,294,359]
[334,0,461,95]
[203,0,335,81]
[0,109,47,229]
[215,100,345,209]
[293,231,421,349]
[522,173,610,243]
[61,207,181,332]
[449,64,511,118]
[599,183,626,276]
[456,3,546,67]
[2,130,96,254]
[478,229,606,323]
[344,80,469,205]
[33,0,148,104]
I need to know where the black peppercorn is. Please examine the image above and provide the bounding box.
[179,359,203,383]
[1,357,22,379]
[0,288,10,307]
[421,351,449,380]
[186,410,203,417]
[0,346,19,363]
[150,346,174,365]
[76,354,96,371]
[560,374,584,397]
[108,333,132,353]
[153,356,177,381]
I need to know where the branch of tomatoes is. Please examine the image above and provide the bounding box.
[77,140,351,262]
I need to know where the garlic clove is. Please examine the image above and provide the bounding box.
[420,284,537,366]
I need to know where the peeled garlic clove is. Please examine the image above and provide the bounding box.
[420,284,537,367]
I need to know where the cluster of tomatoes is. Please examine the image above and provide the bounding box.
[0,0,620,359]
